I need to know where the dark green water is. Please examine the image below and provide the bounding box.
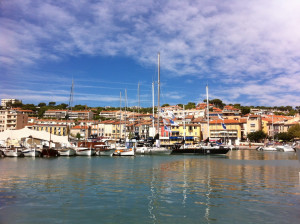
[0,150,299,224]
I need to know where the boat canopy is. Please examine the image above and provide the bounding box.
[0,127,69,144]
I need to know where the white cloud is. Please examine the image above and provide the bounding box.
[1,0,300,106]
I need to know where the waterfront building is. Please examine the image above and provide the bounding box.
[0,109,28,132]
[32,124,68,136]
[246,115,262,134]
[70,125,90,138]
[200,119,242,145]
[168,124,201,145]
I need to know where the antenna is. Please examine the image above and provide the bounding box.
[68,79,74,111]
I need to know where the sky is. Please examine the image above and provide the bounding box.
[1,0,300,108]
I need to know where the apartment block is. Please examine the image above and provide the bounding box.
[0,109,28,132]
[1,99,22,107]
[44,110,94,120]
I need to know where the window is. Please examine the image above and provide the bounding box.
[250,124,255,127]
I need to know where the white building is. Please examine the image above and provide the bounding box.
[1,99,22,107]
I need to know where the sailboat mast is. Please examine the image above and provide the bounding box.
[152,81,155,138]
[206,85,210,139]
[157,52,160,136]
[67,79,74,142]
[138,82,140,114]
[125,89,127,141]
[183,105,186,148]
[120,91,122,141]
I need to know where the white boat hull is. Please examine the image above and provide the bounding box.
[135,147,171,155]
[75,148,95,156]
[96,149,115,156]
[59,148,76,156]
[23,149,41,157]
[262,147,277,151]
[4,150,23,157]
[276,146,294,152]
[113,148,135,156]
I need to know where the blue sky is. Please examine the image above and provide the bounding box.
[1,0,300,108]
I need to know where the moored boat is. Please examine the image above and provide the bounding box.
[113,147,135,156]
[261,145,277,151]
[276,145,295,152]
[75,147,95,156]
[41,148,59,157]
[58,148,76,156]
[3,148,24,157]
[95,145,115,156]
[135,146,171,155]
[171,144,230,155]
[22,148,41,157]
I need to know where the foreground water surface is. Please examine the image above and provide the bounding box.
[0,150,299,224]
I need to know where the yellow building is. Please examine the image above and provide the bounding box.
[201,119,242,144]
[169,124,201,145]
[32,124,68,136]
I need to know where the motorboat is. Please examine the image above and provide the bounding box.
[113,146,135,156]
[22,148,41,157]
[276,145,295,152]
[261,145,277,151]
[75,147,95,156]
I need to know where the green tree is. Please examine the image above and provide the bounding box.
[241,107,250,115]
[73,104,87,110]
[48,102,56,106]
[287,124,300,139]
[38,107,47,118]
[203,99,225,109]
[38,102,46,107]
[185,102,196,109]
[274,132,292,141]
[76,133,81,140]
[57,103,68,109]
[247,130,267,142]
[161,104,170,107]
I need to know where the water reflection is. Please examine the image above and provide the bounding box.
[0,151,299,224]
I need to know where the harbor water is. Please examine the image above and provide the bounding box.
[0,150,299,224]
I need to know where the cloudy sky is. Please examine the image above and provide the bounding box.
[1,0,300,107]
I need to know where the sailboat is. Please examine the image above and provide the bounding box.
[113,89,135,156]
[57,80,76,156]
[171,85,230,155]
[135,53,170,155]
